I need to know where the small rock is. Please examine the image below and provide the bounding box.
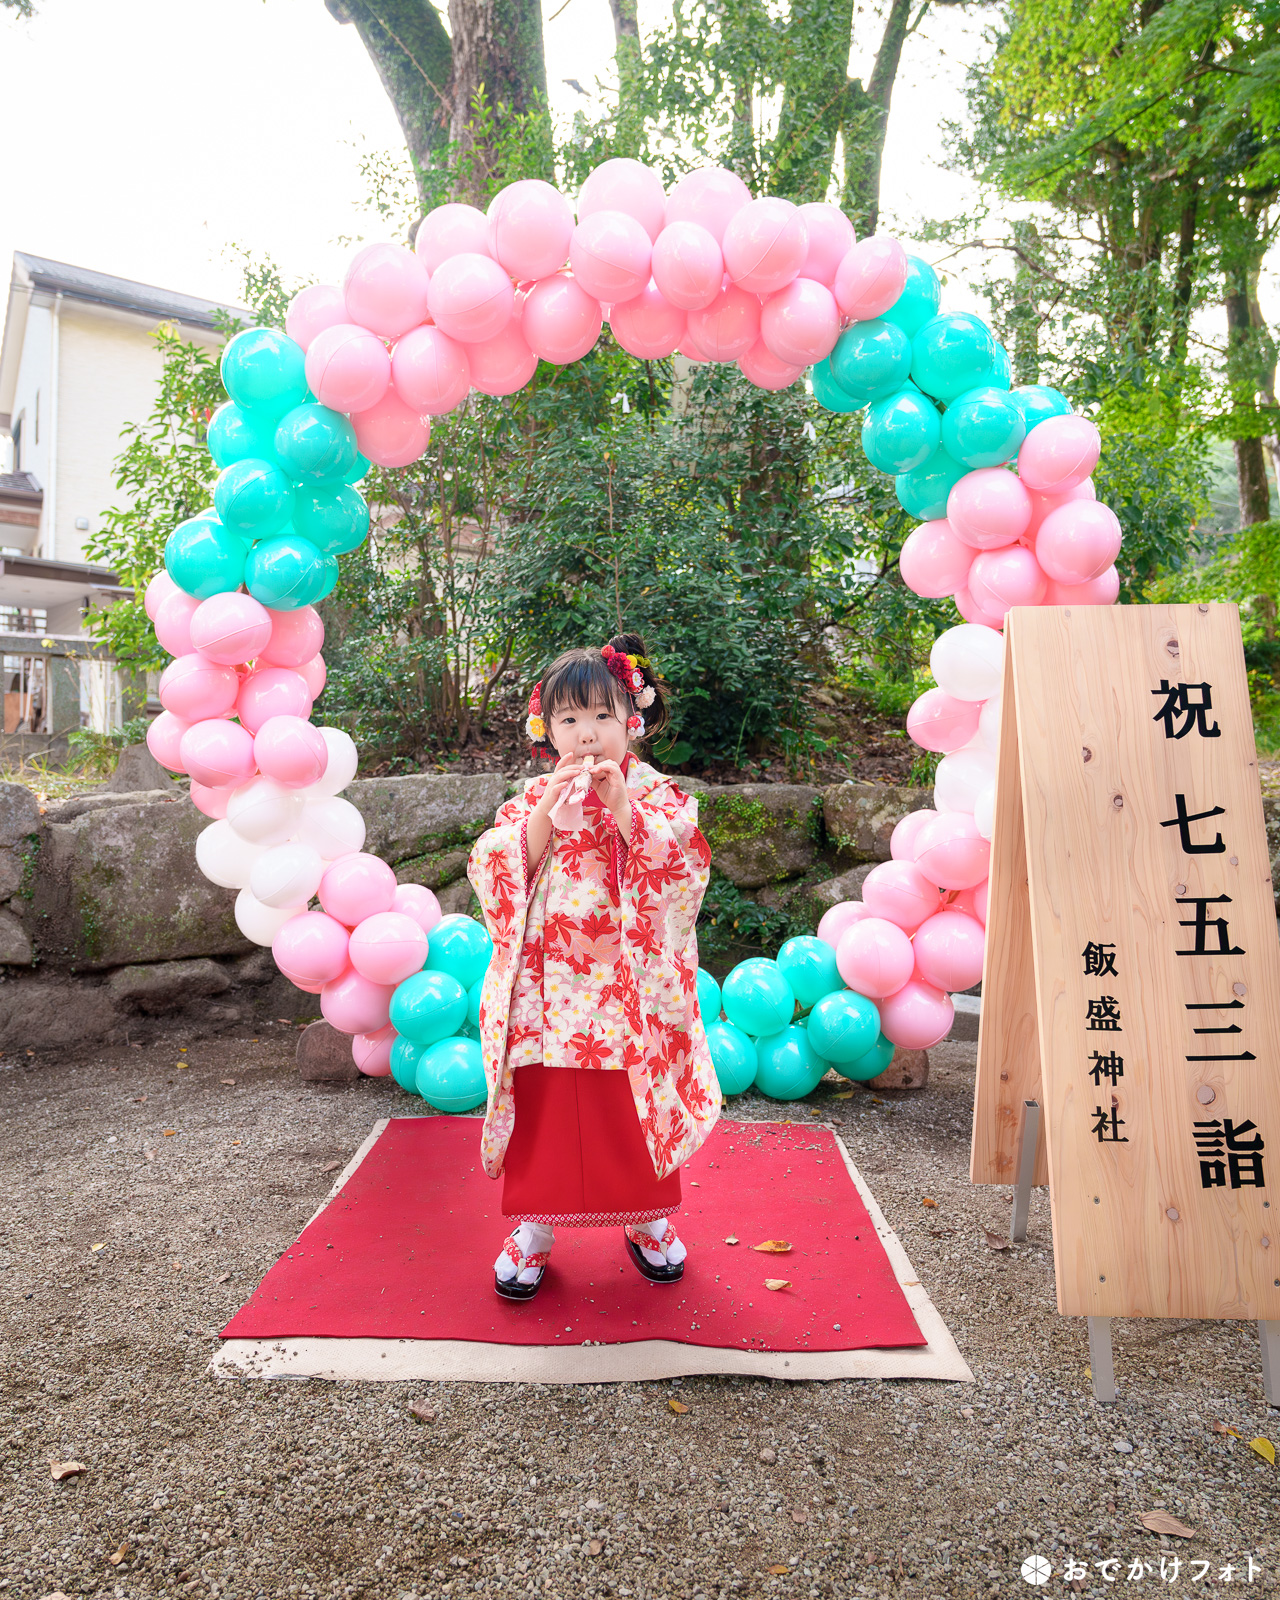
[861,1047,929,1092]
[297,1020,360,1082]
[0,906,33,965]
[1114,1439,1134,1454]
[105,743,175,793]
[759,1447,777,1464]
[0,781,39,847]
[108,958,231,1012]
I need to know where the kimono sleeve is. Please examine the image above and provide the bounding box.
[466,783,543,950]
[621,785,711,964]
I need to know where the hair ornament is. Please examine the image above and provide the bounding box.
[601,643,648,697]
[635,685,655,709]
[626,712,645,737]
[525,681,545,742]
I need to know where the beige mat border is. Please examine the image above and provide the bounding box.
[211,1116,973,1386]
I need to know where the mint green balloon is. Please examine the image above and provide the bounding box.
[807,990,880,1065]
[390,970,467,1045]
[810,357,861,413]
[829,319,912,406]
[220,327,308,419]
[910,313,996,404]
[425,914,493,990]
[164,513,247,599]
[895,445,967,521]
[838,1030,895,1083]
[862,384,941,474]
[213,458,296,540]
[390,1034,423,1093]
[467,978,484,1030]
[722,958,795,1037]
[706,1020,755,1095]
[243,532,326,611]
[313,553,340,603]
[754,1025,827,1101]
[972,341,1012,392]
[207,402,279,470]
[274,403,358,483]
[1012,384,1071,432]
[940,386,1026,468]
[292,485,370,556]
[417,1036,486,1113]
[881,256,941,339]
[776,936,842,1009]
[696,967,722,1023]
[344,451,371,484]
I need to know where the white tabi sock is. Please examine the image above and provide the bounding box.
[631,1217,687,1267]
[494,1221,554,1285]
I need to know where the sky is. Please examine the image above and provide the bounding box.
[0,0,989,311]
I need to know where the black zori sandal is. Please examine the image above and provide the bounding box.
[494,1234,549,1301]
[624,1223,685,1284]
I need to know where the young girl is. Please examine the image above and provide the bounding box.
[467,633,720,1299]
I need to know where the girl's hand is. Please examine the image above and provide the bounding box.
[530,753,583,818]
[588,758,632,841]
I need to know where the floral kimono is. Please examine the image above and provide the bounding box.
[467,757,719,1219]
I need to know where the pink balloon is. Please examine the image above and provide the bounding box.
[1025,479,1094,537]
[273,909,351,987]
[578,158,667,243]
[609,281,687,359]
[254,714,328,789]
[878,979,954,1049]
[236,667,313,734]
[260,607,324,668]
[146,709,190,773]
[738,339,804,391]
[145,568,178,621]
[304,323,392,414]
[351,389,431,469]
[154,590,200,657]
[651,222,725,311]
[759,277,839,366]
[522,274,603,364]
[353,1023,397,1076]
[1035,500,1123,585]
[348,910,430,986]
[296,653,327,699]
[190,779,236,819]
[911,812,991,891]
[392,325,472,416]
[816,899,872,949]
[158,653,240,721]
[487,179,575,280]
[415,202,492,273]
[722,198,808,296]
[569,211,653,304]
[906,688,981,754]
[973,879,989,924]
[861,860,942,932]
[890,808,937,862]
[1017,413,1100,493]
[912,909,986,993]
[968,545,1047,614]
[319,851,398,926]
[427,253,515,344]
[954,583,1007,629]
[797,203,856,288]
[663,167,751,245]
[678,327,712,364]
[179,718,257,788]
[343,243,431,339]
[947,468,1032,549]
[899,519,975,599]
[686,283,760,362]
[1043,565,1120,607]
[392,881,442,937]
[285,284,348,352]
[833,237,908,321]
[464,317,539,396]
[835,916,916,998]
[190,591,273,667]
[321,966,395,1035]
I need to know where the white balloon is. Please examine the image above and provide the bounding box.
[195,819,266,890]
[934,747,997,814]
[303,727,360,801]
[235,888,306,947]
[930,623,1005,703]
[226,775,306,846]
[249,840,325,909]
[973,781,996,840]
[978,694,1002,754]
[297,795,367,860]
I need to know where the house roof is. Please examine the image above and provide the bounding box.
[11,252,251,331]
[0,472,42,504]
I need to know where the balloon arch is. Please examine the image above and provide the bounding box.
[143,160,1121,1107]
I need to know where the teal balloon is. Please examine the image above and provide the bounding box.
[416,1036,486,1114]
[910,313,996,404]
[220,327,309,419]
[696,967,722,1023]
[973,341,1012,391]
[1012,384,1071,433]
[838,1030,895,1083]
[754,1025,827,1101]
[313,553,340,603]
[807,990,881,1065]
[459,1021,481,1041]
[344,451,371,484]
[207,402,279,470]
[390,1034,424,1093]
[389,970,467,1045]
[244,532,326,611]
[862,384,941,474]
[829,319,912,406]
[706,1020,756,1095]
[776,936,843,1010]
[426,914,493,991]
[292,485,370,556]
[214,458,296,540]
[467,978,484,1030]
[810,357,863,414]
[881,255,941,339]
[164,513,246,600]
[895,446,967,521]
[721,958,795,1037]
[274,403,358,484]
[939,386,1026,469]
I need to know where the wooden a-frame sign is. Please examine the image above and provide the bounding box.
[971,603,1280,1364]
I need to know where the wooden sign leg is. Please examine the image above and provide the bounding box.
[1009,1100,1041,1243]
[1088,1318,1117,1404]
[1260,1323,1280,1410]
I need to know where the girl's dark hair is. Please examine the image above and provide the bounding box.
[539,632,671,742]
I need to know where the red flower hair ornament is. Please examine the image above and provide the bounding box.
[524,647,657,743]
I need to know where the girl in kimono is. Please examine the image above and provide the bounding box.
[467,634,720,1300]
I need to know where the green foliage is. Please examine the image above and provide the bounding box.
[67,716,153,778]
[696,871,812,961]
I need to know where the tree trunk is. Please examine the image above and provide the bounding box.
[606,0,645,159]
[448,0,550,203]
[1226,262,1275,638]
[1248,279,1280,490]
[770,0,856,203]
[841,0,914,234]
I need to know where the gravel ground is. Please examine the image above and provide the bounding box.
[3,1030,1279,1600]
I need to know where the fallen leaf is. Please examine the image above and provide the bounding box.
[214,1272,230,1284]
[588,1539,603,1556]
[323,1160,341,1173]
[1250,1436,1276,1465]
[1212,1421,1242,1437]
[983,1230,1012,1251]
[870,1096,884,1105]
[921,1197,938,1208]
[1135,1510,1197,1539]
[764,1279,792,1291]
[107,1541,130,1566]
[90,1242,106,1253]
[163,1129,176,1137]
[220,1079,236,1086]
[409,1404,436,1424]
[752,1240,792,1254]
[901,1280,920,1287]
[768,1565,789,1576]
[724,1235,739,1246]
[833,1091,853,1100]
[668,1398,690,1414]
[50,1460,86,1480]
[175,1063,188,1070]
[790,1509,809,1524]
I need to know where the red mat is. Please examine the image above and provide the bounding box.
[220,1119,924,1354]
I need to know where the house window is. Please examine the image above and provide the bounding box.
[10,416,20,473]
